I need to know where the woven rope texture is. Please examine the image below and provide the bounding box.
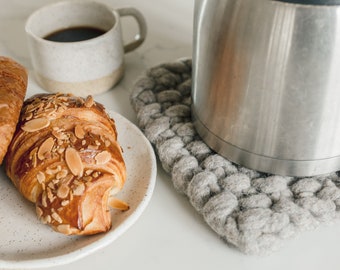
[130,59,340,255]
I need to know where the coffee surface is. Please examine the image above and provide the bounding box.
[44,26,106,42]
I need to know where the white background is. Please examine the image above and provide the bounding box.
[1,0,340,269]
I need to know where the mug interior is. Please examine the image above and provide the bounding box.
[26,1,116,39]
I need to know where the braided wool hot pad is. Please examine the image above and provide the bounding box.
[130,59,340,255]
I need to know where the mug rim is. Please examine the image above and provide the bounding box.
[25,0,119,46]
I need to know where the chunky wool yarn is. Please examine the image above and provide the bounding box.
[130,59,340,255]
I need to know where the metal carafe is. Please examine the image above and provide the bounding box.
[192,0,340,176]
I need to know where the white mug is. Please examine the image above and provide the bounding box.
[25,0,147,96]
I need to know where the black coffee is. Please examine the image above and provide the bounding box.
[44,26,106,42]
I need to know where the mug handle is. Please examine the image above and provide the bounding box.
[117,7,147,53]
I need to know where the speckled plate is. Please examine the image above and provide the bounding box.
[0,111,157,269]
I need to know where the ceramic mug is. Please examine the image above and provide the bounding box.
[25,0,147,96]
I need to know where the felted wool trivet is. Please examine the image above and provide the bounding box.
[130,58,340,255]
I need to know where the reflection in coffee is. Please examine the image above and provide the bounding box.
[44,26,106,42]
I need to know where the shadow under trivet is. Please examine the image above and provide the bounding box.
[130,58,340,255]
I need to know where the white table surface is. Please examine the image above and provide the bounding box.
[1,0,340,269]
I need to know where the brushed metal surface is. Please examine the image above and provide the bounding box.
[192,0,340,176]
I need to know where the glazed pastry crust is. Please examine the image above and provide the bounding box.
[0,56,27,164]
[5,93,126,235]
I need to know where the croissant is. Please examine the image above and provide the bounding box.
[5,93,127,235]
[0,56,27,164]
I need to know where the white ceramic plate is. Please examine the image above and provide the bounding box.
[0,111,157,269]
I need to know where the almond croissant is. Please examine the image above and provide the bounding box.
[5,93,127,235]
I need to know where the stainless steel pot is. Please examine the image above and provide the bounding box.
[192,0,340,176]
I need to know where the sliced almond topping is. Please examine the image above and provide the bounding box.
[25,103,37,113]
[85,169,93,175]
[52,130,62,140]
[105,140,111,147]
[32,154,38,168]
[109,197,130,211]
[88,145,98,150]
[48,182,55,190]
[95,151,111,165]
[21,118,50,132]
[57,106,65,114]
[36,207,43,218]
[83,176,92,182]
[57,224,72,235]
[84,95,94,107]
[72,182,85,196]
[51,211,63,223]
[65,147,83,177]
[63,174,74,185]
[46,187,56,203]
[25,112,33,121]
[46,165,61,175]
[41,191,47,208]
[29,147,38,160]
[36,171,46,184]
[32,155,38,168]
[53,130,68,141]
[42,107,56,116]
[61,200,70,206]
[56,169,68,180]
[74,125,85,139]
[36,103,44,114]
[69,132,77,143]
[41,214,52,224]
[38,137,54,160]
[57,184,70,199]
[57,147,65,154]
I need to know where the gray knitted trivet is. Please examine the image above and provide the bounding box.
[130,58,340,255]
